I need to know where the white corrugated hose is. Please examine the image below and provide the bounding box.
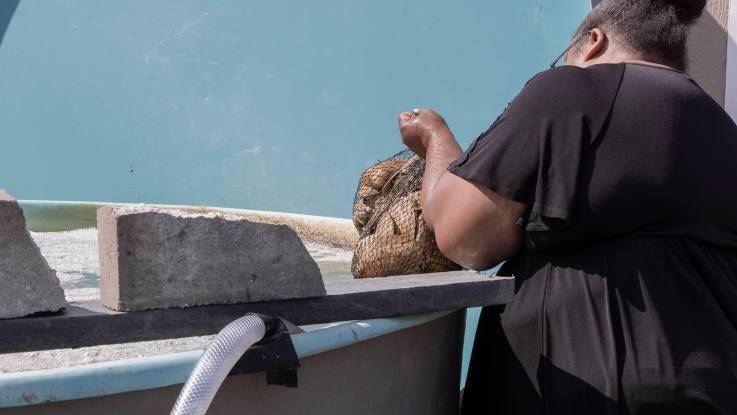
[171,314,267,415]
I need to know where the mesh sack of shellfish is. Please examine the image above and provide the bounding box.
[351,149,461,278]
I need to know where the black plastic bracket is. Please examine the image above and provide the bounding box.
[229,314,303,388]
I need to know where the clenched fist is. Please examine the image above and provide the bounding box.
[398,108,451,158]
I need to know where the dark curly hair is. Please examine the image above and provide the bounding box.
[574,0,707,70]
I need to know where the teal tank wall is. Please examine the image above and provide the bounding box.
[0,1,589,218]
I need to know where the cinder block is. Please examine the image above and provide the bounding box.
[0,189,66,319]
[98,206,326,311]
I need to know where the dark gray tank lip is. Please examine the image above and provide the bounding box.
[0,270,513,354]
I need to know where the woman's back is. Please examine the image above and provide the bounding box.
[577,63,737,249]
[458,63,737,413]
[466,63,737,252]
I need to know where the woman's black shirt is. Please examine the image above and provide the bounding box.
[451,63,737,414]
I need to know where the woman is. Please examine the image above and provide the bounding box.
[399,0,737,413]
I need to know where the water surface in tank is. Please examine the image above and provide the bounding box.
[30,228,353,302]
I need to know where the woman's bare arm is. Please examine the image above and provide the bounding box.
[399,109,525,270]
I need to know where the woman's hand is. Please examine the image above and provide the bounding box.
[397,107,523,270]
[398,108,451,158]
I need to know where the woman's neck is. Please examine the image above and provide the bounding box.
[621,59,677,71]
[572,44,678,71]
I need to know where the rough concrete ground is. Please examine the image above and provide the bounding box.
[30,229,101,302]
[0,335,213,373]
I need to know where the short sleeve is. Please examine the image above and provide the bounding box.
[448,64,625,233]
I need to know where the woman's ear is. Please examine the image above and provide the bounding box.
[582,28,608,61]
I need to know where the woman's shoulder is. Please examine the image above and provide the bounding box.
[511,63,626,119]
[526,63,626,86]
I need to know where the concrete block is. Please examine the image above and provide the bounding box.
[0,189,66,319]
[98,206,326,311]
